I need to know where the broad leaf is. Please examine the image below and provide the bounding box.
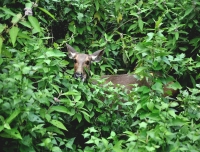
[146,32,154,42]
[0,7,15,16]
[11,13,22,24]
[152,82,163,93]
[0,128,22,139]
[28,16,41,33]
[46,126,64,135]
[94,1,99,11]
[0,37,2,55]
[134,67,147,74]
[9,26,19,46]
[0,24,6,33]
[147,101,154,111]
[49,120,67,131]
[5,109,20,124]
[19,21,32,29]
[138,19,144,31]
[38,7,56,20]
[49,106,73,116]
[168,109,176,118]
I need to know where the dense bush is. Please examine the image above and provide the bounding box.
[0,0,200,151]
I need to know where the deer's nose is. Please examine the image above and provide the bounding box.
[74,72,83,79]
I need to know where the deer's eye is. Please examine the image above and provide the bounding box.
[74,59,77,63]
[85,61,90,65]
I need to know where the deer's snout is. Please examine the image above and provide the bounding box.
[74,72,83,79]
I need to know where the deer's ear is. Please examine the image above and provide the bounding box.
[66,44,78,59]
[90,50,104,62]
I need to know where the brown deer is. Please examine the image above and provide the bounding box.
[66,44,178,97]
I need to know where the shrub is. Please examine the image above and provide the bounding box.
[0,0,200,151]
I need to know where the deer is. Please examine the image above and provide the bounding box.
[66,44,178,97]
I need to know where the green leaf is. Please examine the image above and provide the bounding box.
[147,101,154,111]
[22,66,31,74]
[19,21,32,29]
[46,126,64,135]
[65,138,75,149]
[49,120,67,131]
[49,106,73,116]
[0,24,6,33]
[117,13,123,23]
[146,32,154,42]
[25,2,33,8]
[9,26,19,47]
[46,49,66,57]
[195,62,200,68]
[37,49,66,58]
[45,114,51,122]
[138,86,150,94]
[179,47,188,52]
[169,102,179,107]
[139,122,147,128]
[101,137,108,147]
[21,135,32,147]
[162,56,170,65]
[128,24,137,32]
[75,113,82,123]
[0,57,3,65]
[5,109,20,124]
[145,146,155,152]
[4,123,11,129]
[77,13,84,22]
[138,19,144,31]
[187,134,200,142]
[11,13,22,24]
[0,128,22,139]
[94,1,99,11]
[64,7,71,15]
[63,90,80,96]
[167,81,182,90]
[81,110,90,123]
[183,7,193,18]
[190,75,196,88]
[28,16,41,33]
[134,103,142,114]
[17,32,31,39]
[0,7,15,16]
[168,109,176,118]
[94,12,101,21]
[123,102,134,106]
[68,22,76,33]
[124,131,137,141]
[175,32,179,40]
[113,140,123,152]
[155,16,162,29]
[28,113,44,123]
[148,113,161,121]
[169,118,188,126]
[0,37,2,55]
[38,7,56,21]
[152,82,163,93]
[52,147,62,152]
[161,102,169,109]
[0,126,4,132]
[134,67,147,74]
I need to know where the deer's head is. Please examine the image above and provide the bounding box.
[67,44,104,81]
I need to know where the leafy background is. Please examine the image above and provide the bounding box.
[0,0,200,151]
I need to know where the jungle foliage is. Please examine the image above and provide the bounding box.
[0,0,200,151]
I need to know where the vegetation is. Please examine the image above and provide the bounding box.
[0,0,200,151]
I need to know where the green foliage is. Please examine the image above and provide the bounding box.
[0,0,200,152]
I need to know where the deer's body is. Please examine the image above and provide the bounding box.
[66,44,178,97]
[100,74,150,90]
